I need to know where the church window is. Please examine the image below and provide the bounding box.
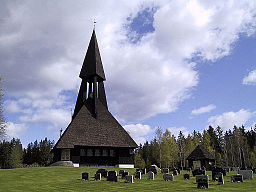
[80,149,86,156]
[95,149,101,156]
[102,149,108,156]
[110,149,115,157]
[87,149,93,156]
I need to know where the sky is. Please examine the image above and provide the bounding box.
[1,0,256,147]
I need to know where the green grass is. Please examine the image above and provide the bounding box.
[0,167,255,192]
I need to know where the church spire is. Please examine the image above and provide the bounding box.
[73,29,108,119]
[79,29,106,80]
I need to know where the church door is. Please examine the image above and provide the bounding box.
[61,149,70,161]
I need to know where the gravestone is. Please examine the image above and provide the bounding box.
[82,172,90,180]
[212,167,225,181]
[148,165,158,174]
[192,169,205,177]
[177,169,181,174]
[218,173,224,185]
[223,167,230,173]
[135,171,142,179]
[196,175,209,189]
[162,168,169,174]
[163,173,174,181]
[240,148,247,170]
[238,170,253,180]
[125,175,134,183]
[252,168,256,174]
[121,171,129,179]
[94,173,101,181]
[231,174,243,182]
[119,170,125,176]
[96,169,108,178]
[184,174,190,180]
[107,171,118,182]
[148,171,154,180]
[136,168,146,174]
[173,170,178,176]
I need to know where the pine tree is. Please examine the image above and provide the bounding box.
[134,153,146,168]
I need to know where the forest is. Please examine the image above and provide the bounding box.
[134,125,256,169]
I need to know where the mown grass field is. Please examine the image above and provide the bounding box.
[0,166,255,192]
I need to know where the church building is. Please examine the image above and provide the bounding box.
[52,30,138,168]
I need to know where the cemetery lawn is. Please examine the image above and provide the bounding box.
[0,167,255,192]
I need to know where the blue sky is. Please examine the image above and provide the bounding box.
[1,0,256,146]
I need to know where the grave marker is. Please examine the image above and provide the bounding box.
[125,175,134,183]
[163,173,174,181]
[82,172,90,180]
[148,171,154,180]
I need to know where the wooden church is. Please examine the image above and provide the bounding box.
[52,30,138,168]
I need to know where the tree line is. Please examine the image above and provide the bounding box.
[134,125,256,169]
[0,138,54,169]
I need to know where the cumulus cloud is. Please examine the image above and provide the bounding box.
[168,126,189,137]
[0,0,256,141]
[243,70,256,85]
[123,123,154,145]
[191,104,216,115]
[207,109,254,131]
[5,122,28,139]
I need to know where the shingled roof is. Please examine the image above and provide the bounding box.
[54,29,137,149]
[55,99,137,148]
[186,145,215,161]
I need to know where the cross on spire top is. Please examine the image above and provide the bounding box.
[94,19,97,30]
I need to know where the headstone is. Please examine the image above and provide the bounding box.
[196,175,209,189]
[163,173,174,181]
[252,168,256,174]
[135,171,142,179]
[238,170,253,180]
[240,148,247,170]
[125,175,134,183]
[173,170,178,176]
[107,171,118,182]
[184,174,190,180]
[82,172,90,180]
[223,167,230,173]
[148,165,158,174]
[121,171,129,179]
[136,168,146,174]
[94,173,101,181]
[96,169,108,178]
[162,168,169,174]
[192,169,205,177]
[119,170,125,176]
[231,174,243,182]
[218,173,224,185]
[212,167,226,181]
[148,171,154,180]
[177,169,181,174]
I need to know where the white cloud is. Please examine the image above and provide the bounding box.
[191,104,216,115]
[168,126,189,137]
[243,70,256,85]
[1,0,256,126]
[5,122,28,139]
[123,123,154,145]
[207,109,254,131]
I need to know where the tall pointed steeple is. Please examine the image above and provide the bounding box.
[79,29,106,80]
[73,30,108,119]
